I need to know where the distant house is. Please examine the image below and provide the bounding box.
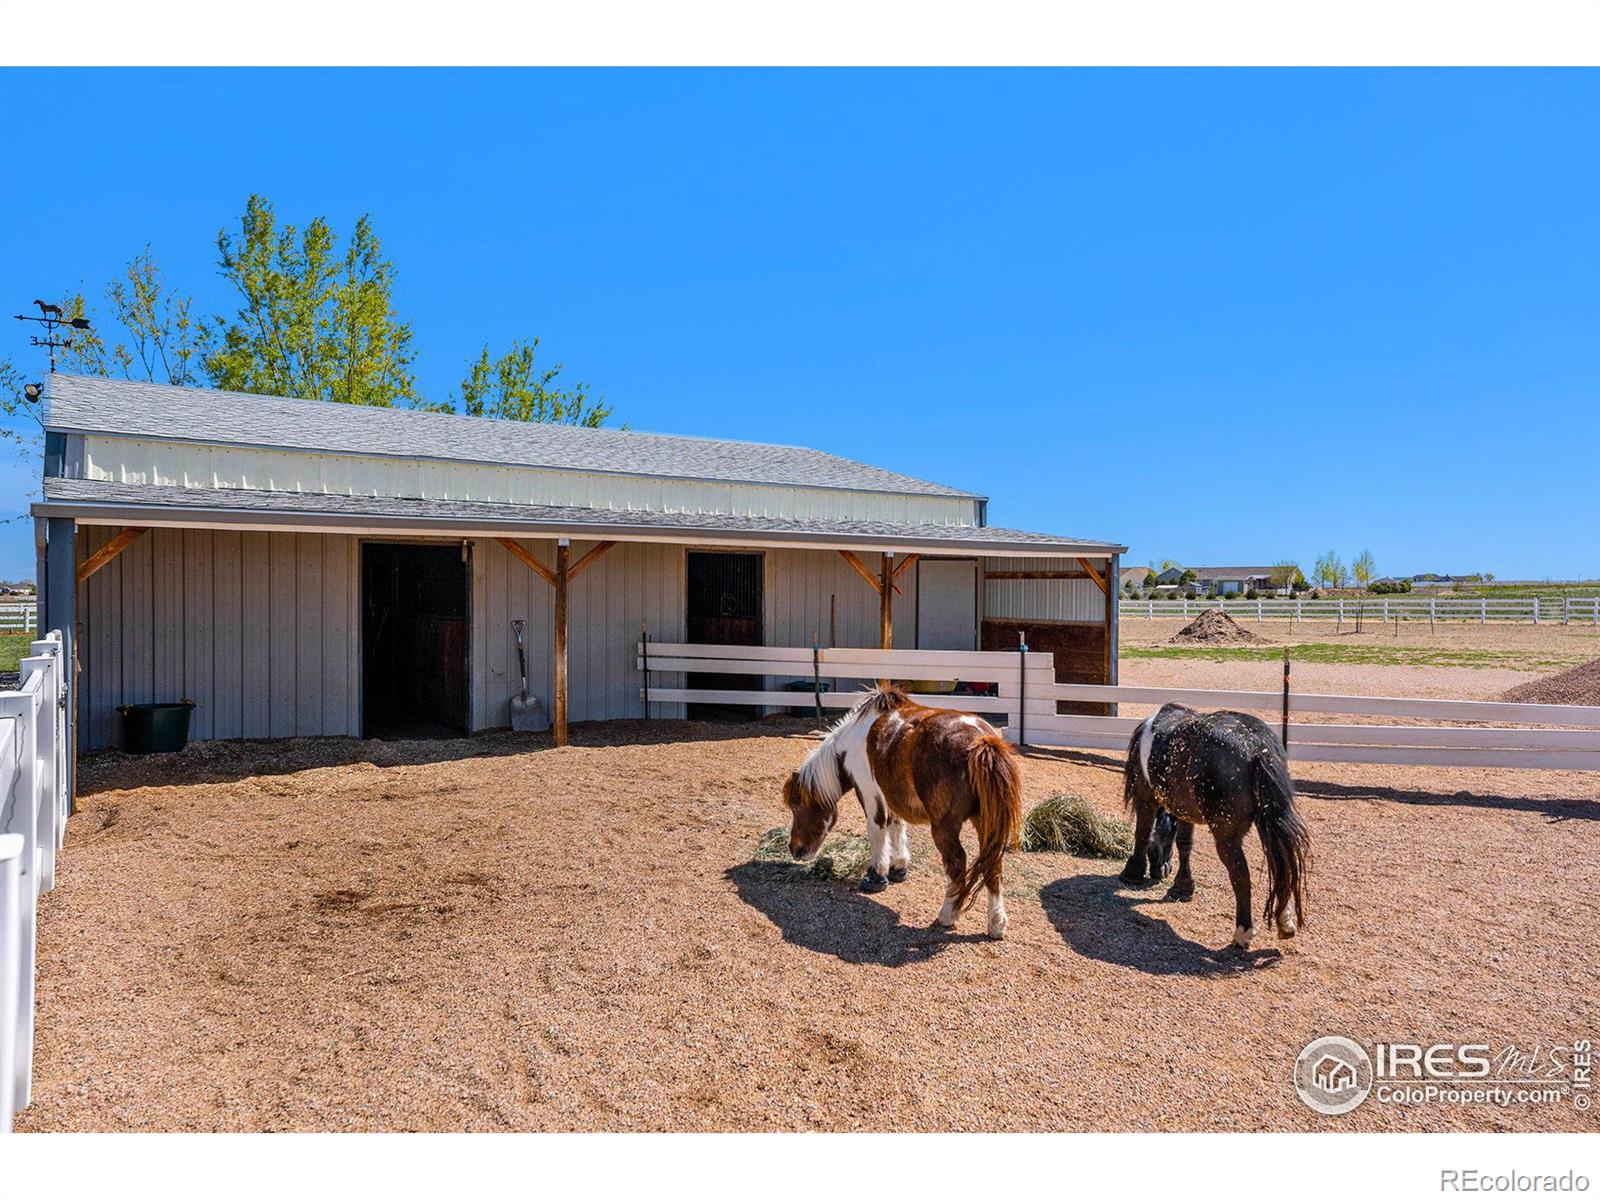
[1155,566,1275,596]
[1119,566,1149,592]
[1410,573,1459,588]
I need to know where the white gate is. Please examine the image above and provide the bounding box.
[0,631,68,1134]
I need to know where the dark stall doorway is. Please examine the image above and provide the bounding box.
[362,542,470,739]
[685,551,764,720]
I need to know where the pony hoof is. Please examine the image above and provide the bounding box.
[1277,919,1297,939]
[886,865,909,883]
[1118,868,1147,886]
[1165,883,1194,902]
[1232,925,1254,950]
[859,870,888,894]
[987,918,1007,940]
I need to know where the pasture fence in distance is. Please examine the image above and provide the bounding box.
[1120,596,1600,625]
[0,603,37,634]
[0,631,67,1134]
[638,642,1600,772]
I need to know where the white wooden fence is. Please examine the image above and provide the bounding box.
[0,631,67,1134]
[1121,596,1600,625]
[0,603,37,634]
[637,642,1600,772]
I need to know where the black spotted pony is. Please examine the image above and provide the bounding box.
[1120,703,1311,949]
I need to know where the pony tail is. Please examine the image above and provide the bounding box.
[1121,723,1145,815]
[1251,751,1311,931]
[956,735,1023,913]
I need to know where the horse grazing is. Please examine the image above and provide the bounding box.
[1121,703,1311,950]
[781,685,1023,939]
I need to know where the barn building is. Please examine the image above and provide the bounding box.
[32,375,1123,782]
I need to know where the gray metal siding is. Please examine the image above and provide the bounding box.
[762,548,918,650]
[982,556,1106,624]
[77,526,360,750]
[470,537,687,729]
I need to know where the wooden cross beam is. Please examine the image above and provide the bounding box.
[1076,557,1109,596]
[892,554,919,582]
[77,527,149,584]
[838,549,905,596]
[567,540,616,582]
[497,537,556,587]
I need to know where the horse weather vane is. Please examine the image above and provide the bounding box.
[14,298,91,374]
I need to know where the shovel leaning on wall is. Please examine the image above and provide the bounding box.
[510,619,545,732]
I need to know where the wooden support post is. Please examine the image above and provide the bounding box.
[879,553,893,649]
[1102,555,1115,691]
[553,539,569,747]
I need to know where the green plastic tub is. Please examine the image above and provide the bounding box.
[117,701,196,754]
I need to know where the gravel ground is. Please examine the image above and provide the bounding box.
[19,711,1599,1132]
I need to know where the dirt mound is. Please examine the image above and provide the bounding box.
[1169,609,1267,646]
[1499,657,1600,706]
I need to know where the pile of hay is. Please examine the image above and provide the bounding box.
[1020,794,1133,858]
[1499,658,1600,706]
[752,826,873,880]
[1169,609,1267,646]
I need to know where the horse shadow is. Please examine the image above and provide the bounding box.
[1039,873,1284,977]
[725,862,990,966]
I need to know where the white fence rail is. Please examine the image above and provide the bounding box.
[637,642,1053,720]
[0,631,67,1134]
[1024,681,1600,771]
[0,603,36,634]
[1120,596,1600,625]
[637,642,1600,773]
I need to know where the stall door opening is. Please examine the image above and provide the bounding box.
[685,551,764,720]
[362,542,470,739]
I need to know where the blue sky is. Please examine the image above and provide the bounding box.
[1,68,1595,581]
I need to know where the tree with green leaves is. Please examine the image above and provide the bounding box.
[455,338,612,427]
[205,195,419,408]
[1352,548,1376,589]
[1268,560,1306,591]
[1,250,202,466]
[1314,550,1346,590]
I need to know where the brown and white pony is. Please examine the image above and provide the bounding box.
[781,685,1023,939]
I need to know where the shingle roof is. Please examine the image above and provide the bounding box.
[44,374,976,499]
[38,478,1126,557]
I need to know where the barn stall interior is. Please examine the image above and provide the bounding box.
[32,374,1124,790]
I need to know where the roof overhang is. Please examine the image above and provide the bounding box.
[33,482,1126,559]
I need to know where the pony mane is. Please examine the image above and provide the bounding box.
[795,684,907,805]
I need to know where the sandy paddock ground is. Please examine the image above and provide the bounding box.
[19,697,1600,1131]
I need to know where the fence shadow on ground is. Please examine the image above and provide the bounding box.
[1292,778,1599,823]
[1039,874,1284,977]
[725,861,989,966]
[76,716,824,796]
